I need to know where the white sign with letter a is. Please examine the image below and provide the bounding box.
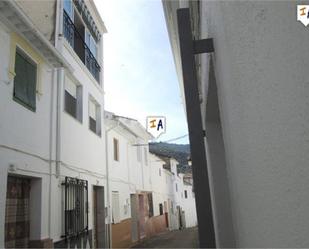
[146,116,166,139]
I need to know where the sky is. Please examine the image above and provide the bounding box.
[94,0,189,144]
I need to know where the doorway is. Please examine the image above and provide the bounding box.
[138,194,145,239]
[164,201,169,227]
[111,191,120,224]
[5,176,30,248]
[93,186,105,248]
[177,206,183,230]
[130,194,138,242]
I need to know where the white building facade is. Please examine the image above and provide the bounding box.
[105,112,197,248]
[163,0,309,247]
[0,0,107,248]
[151,154,197,231]
[105,112,158,248]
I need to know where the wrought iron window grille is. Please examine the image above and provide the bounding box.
[62,177,88,240]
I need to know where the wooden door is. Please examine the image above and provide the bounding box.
[164,201,169,227]
[130,194,138,242]
[93,186,105,248]
[5,176,30,248]
[138,195,145,239]
[112,191,120,224]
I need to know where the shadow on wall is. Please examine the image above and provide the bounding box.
[204,57,236,248]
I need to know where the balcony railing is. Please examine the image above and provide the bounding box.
[63,10,101,83]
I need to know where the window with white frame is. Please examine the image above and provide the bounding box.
[88,96,101,136]
[85,30,98,59]
[63,0,74,19]
[112,191,120,224]
[113,138,119,161]
[64,76,82,122]
[13,47,37,111]
[159,203,163,215]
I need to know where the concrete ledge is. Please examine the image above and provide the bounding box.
[29,238,53,248]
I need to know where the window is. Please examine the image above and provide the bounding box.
[63,0,74,19]
[62,0,101,83]
[144,148,148,165]
[175,183,178,192]
[85,30,98,59]
[184,190,188,199]
[88,97,101,136]
[64,76,82,122]
[112,191,120,224]
[63,177,88,239]
[147,193,153,217]
[113,138,119,161]
[159,203,163,215]
[13,47,37,111]
[159,168,161,176]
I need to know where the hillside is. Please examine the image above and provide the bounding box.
[149,142,191,173]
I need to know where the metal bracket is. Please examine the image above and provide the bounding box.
[177,8,216,248]
[194,38,214,54]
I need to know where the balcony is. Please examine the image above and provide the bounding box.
[63,10,100,83]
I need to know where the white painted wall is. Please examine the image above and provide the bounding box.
[0,21,55,247]
[15,0,57,43]
[164,0,309,247]
[0,0,107,247]
[182,184,197,228]
[149,154,197,230]
[197,1,309,247]
[149,154,174,217]
[53,0,107,242]
[105,117,198,232]
[105,116,151,223]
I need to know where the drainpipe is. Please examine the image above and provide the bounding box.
[54,0,65,179]
[55,68,64,177]
[105,119,120,248]
[48,68,56,239]
[141,147,145,190]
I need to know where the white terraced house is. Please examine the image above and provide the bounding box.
[0,0,107,248]
[105,111,197,248]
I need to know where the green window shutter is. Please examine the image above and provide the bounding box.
[26,57,36,109]
[13,48,37,111]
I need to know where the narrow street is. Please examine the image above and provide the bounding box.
[133,227,199,248]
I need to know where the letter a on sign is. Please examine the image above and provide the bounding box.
[146,116,166,138]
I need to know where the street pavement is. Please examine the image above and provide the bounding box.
[132,227,199,248]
